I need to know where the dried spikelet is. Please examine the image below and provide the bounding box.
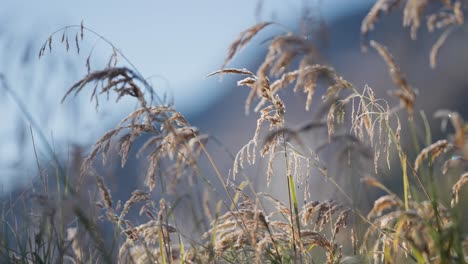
[370,40,416,115]
[237,76,257,87]
[123,220,138,241]
[207,68,255,77]
[300,201,321,226]
[430,27,455,68]
[118,133,133,167]
[427,1,463,32]
[295,64,347,111]
[80,128,118,171]
[75,33,80,54]
[222,22,273,68]
[387,89,415,114]
[119,190,150,221]
[80,20,84,39]
[205,200,262,255]
[65,36,70,51]
[268,220,291,234]
[361,176,389,194]
[300,230,334,252]
[451,172,468,207]
[300,200,342,233]
[326,102,337,140]
[265,142,277,184]
[414,139,452,171]
[264,34,318,78]
[38,42,46,58]
[96,176,112,209]
[123,106,175,125]
[394,113,401,143]
[270,70,299,94]
[61,31,66,43]
[350,85,383,146]
[427,12,456,32]
[164,129,204,169]
[145,153,159,191]
[270,49,299,77]
[315,200,342,231]
[48,36,52,52]
[233,140,257,179]
[332,209,350,239]
[362,210,400,252]
[254,56,273,94]
[85,55,91,73]
[367,195,401,219]
[403,0,429,40]
[322,83,344,103]
[62,67,148,108]
[361,0,401,44]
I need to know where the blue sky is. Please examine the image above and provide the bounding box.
[0,0,372,189]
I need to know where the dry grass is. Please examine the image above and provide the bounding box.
[200,187,349,263]
[1,1,468,263]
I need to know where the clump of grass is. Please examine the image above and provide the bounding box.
[199,184,350,263]
[2,1,468,263]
